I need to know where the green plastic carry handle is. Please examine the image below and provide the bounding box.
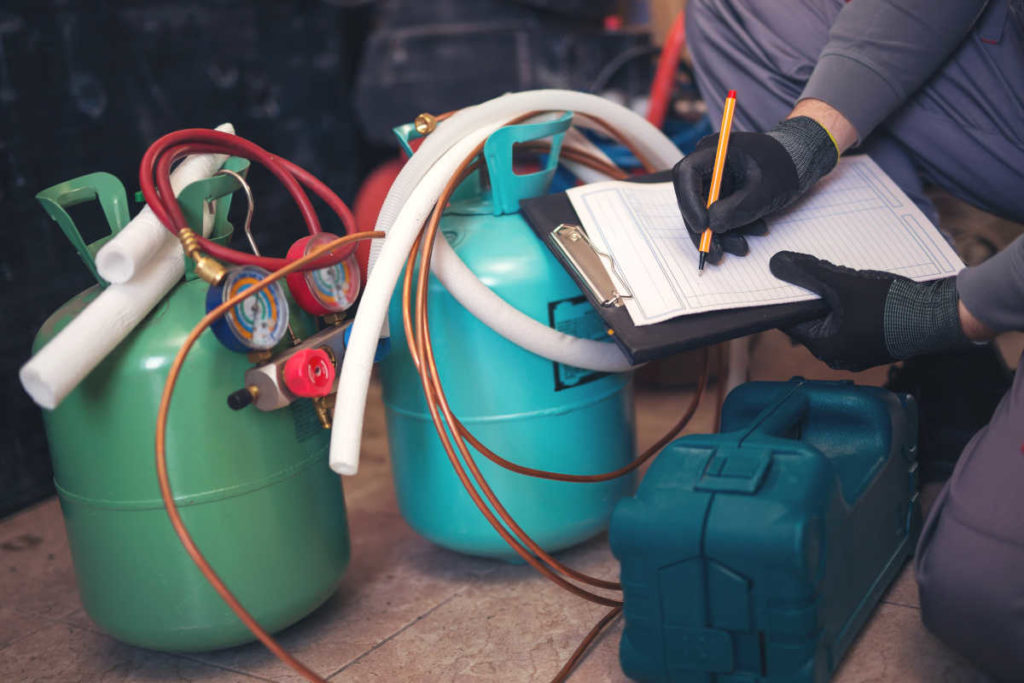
[36,172,131,286]
[36,157,250,286]
[177,156,249,280]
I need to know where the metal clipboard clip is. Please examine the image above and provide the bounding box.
[550,224,633,308]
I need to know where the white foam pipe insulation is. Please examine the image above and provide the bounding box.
[19,149,227,410]
[95,122,235,284]
[331,90,684,476]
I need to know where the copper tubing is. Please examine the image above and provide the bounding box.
[571,113,659,174]
[156,231,384,683]
[517,141,630,181]
[551,606,623,683]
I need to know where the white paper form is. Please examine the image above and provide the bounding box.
[566,156,965,327]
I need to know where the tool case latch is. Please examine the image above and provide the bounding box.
[694,448,772,494]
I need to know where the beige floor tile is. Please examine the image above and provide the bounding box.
[0,621,264,682]
[561,618,629,683]
[335,384,400,517]
[330,535,622,682]
[0,606,53,650]
[882,562,920,609]
[0,498,82,621]
[186,508,501,681]
[834,603,992,683]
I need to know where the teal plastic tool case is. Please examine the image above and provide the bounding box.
[610,379,921,682]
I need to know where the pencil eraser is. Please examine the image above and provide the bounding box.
[727,90,737,99]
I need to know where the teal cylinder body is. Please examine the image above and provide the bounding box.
[34,278,350,652]
[379,196,636,560]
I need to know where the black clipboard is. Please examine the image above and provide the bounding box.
[520,172,828,364]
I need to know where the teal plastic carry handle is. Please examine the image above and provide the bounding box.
[392,121,425,158]
[36,172,131,286]
[738,380,809,444]
[484,112,573,216]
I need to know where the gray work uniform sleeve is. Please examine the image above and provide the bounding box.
[957,234,1024,332]
[801,0,990,139]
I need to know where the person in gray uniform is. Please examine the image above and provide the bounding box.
[672,0,1024,678]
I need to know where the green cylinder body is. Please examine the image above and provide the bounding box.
[34,278,350,652]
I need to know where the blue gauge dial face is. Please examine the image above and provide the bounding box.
[223,266,289,350]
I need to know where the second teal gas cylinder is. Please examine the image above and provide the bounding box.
[379,115,636,560]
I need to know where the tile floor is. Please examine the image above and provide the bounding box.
[1,329,1011,682]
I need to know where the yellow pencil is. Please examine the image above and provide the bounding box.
[698,89,737,274]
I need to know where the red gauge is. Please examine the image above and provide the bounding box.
[285,233,361,315]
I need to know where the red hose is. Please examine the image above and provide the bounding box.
[139,129,358,269]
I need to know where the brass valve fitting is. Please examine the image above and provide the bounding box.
[179,227,227,286]
[414,112,437,135]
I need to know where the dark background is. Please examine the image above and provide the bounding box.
[1,0,650,517]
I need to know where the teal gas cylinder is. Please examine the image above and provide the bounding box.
[30,165,350,652]
[379,115,636,560]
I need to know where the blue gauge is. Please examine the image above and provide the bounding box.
[206,265,290,352]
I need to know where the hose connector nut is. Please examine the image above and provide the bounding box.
[193,256,228,286]
[414,112,437,135]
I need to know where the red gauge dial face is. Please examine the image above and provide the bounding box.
[288,233,361,315]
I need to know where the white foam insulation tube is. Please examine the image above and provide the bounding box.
[19,137,229,410]
[330,89,684,476]
[94,122,235,284]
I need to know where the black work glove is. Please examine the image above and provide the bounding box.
[673,117,839,263]
[769,251,972,371]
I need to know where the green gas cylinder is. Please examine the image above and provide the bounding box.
[30,165,350,652]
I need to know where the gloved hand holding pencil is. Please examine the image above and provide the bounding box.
[673,116,840,264]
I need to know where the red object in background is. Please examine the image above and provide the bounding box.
[282,348,335,398]
[647,10,686,130]
[352,156,407,277]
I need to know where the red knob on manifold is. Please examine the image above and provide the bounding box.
[282,348,335,398]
